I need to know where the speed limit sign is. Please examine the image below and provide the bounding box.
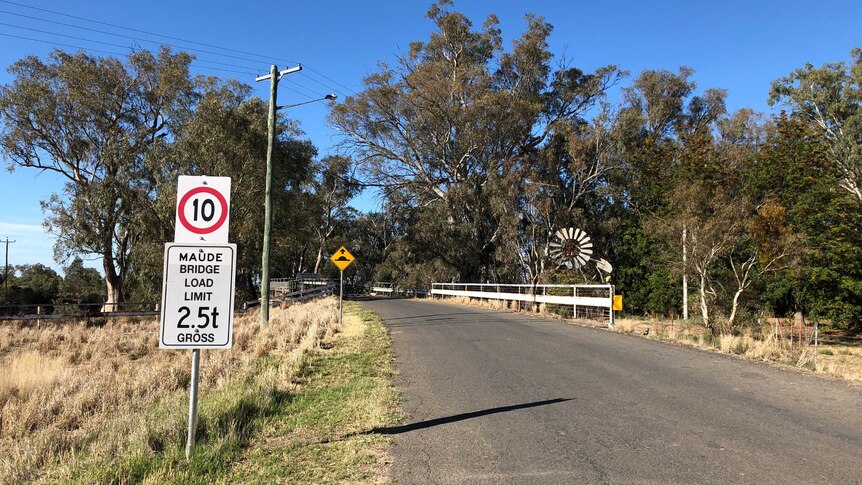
[175,176,231,243]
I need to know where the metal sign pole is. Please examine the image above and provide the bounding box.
[186,348,201,460]
[339,270,344,326]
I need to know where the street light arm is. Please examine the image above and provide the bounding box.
[278,94,338,111]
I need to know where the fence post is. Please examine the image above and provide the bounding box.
[609,285,616,329]
[573,286,577,320]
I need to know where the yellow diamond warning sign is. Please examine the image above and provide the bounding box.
[330,246,355,271]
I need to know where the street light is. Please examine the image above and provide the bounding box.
[256,63,337,327]
[279,94,337,110]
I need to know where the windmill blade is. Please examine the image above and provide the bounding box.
[581,248,594,256]
[581,242,593,249]
[596,258,613,274]
[576,254,590,265]
[555,229,566,240]
[572,228,581,240]
[549,241,562,248]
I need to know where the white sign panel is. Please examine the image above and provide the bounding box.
[174,176,231,243]
[160,243,237,349]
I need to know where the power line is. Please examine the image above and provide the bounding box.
[283,77,326,99]
[0,22,261,71]
[0,0,287,64]
[0,32,253,76]
[0,9,273,69]
[303,65,358,96]
[280,85,318,101]
[0,31,126,56]
[297,71,349,98]
[0,1,359,97]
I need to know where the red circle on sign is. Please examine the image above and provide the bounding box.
[178,186,229,234]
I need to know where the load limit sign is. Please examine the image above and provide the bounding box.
[160,243,237,348]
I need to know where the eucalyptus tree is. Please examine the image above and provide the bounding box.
[330,1,622,282]
[0,48,195,310]
[309,155,360,274]
[770,48,862,203]
[135,77,318,301]
[517,104,626,286]
[619,67,727,321]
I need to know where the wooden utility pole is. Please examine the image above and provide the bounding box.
[255,64,302,328]
[2,238,15,301]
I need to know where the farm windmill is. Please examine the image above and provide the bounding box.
[549,227,613,281]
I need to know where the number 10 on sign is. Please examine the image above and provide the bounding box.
[175,176,231,243]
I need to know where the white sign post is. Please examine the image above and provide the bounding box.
[161,175,234,460]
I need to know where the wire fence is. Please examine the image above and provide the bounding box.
[0,277,340,322]
[0,301,159,321]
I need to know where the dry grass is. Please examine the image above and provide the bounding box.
[613,317,862,381]
[433,296,862,383]
[0,298,339,484]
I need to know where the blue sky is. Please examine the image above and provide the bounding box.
[0,0,860,273]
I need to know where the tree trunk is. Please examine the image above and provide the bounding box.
[682,224,689,320]
[699,272,710,329]
[728,288,743,327]
[313,246,324,274]
[102,255,123,313]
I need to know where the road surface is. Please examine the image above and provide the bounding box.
[362,297,862,484]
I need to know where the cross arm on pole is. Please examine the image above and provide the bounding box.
[255,64,302,82]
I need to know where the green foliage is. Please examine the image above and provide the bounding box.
[3,263,62,305]
[61,257,105,303]
[770,48,862,204]
[0,47,196,306]
[750,116,862,327]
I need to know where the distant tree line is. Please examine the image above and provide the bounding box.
[2,1,860,330]
[1,257,104,306]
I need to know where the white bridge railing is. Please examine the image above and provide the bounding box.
[370,282,429,297]
[431,283,615,327]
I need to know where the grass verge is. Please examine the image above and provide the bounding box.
[0,299,399,484]
[220,301,400,484]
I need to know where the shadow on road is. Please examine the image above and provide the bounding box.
[372,398,573,435]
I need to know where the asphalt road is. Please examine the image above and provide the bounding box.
[361,297,862,485]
